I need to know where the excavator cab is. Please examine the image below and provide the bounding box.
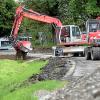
[86,19,100,33]
[56,25,81,43]
[86,19,100,43]
[70,25,81,42]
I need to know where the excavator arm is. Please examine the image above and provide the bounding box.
[10,6,62,60]
[11,5,62,39]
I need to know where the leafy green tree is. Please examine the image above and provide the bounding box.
[24,0,61,16]
[58,0,100,30]
[0,0,17,36]
[86,0,100,18]
[20,0,62,44]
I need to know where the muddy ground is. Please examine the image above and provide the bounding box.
[0,55,34,60]
[28,57,73,83]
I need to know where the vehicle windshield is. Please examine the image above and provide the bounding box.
[87,19,100,32]
[72,26,80,36]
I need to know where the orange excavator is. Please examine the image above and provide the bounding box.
[10,5,63,59]
[10,5,86,59]
[13,6,100,60]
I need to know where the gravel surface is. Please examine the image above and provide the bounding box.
[36,57,100,100]
[44,68,100,100]
[71,57,100,77]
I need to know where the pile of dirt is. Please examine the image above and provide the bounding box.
[28,57,72,83]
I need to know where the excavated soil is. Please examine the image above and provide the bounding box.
[28,57,72,83]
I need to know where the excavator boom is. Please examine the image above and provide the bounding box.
[10,5,62,60]
[11,6,62,38]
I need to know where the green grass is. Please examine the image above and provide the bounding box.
[0,59,66,100]
[2,80,65,100]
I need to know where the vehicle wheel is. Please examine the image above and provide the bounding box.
[54,48,63,56]
[91,47,100,60]
[85,51,91,60]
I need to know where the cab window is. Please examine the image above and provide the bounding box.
[72,27,80,36]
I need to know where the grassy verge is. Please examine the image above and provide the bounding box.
[0,59,65,100]
[2,80,65,100]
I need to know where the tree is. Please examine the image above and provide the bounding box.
[58,0,100,30]
[24,0,61,16]
[0,0,17,36]
[20,0,62,43]
[86,0,100,18]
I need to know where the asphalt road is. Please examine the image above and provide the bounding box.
[71,57,100,77]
